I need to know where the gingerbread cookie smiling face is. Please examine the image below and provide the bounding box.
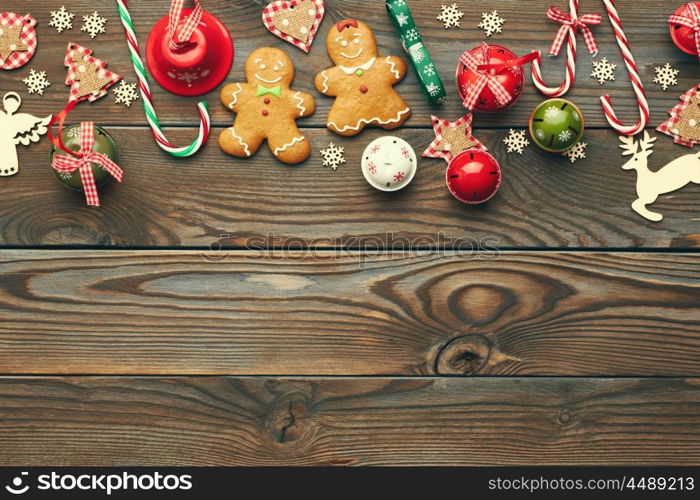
[315,20,411,137]
[220,47,316,164]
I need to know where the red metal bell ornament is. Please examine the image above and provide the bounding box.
[457,44,526,112]
[146,3,234,97]
[446,149,502,204]
[669,2,700,58]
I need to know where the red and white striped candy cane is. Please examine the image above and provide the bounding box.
[599,0,650,136]
[531,0,601,97]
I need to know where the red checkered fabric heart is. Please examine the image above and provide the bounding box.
[63,43,122,103]
[0,12,37,70]
[262,0,325,53]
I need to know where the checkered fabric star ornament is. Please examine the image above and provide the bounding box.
[423,113,487,163]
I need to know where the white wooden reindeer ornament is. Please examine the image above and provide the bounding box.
[0,92,51,177]
[619,131,700,222]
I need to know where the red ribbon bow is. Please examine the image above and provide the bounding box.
[168,0,203,50]
[51,122,123,207]
[547,6,602,56]
[460,43,538,111]
[669,2,700,61]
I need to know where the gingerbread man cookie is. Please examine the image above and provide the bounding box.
[220,47,316,164]
[315,19,411,137]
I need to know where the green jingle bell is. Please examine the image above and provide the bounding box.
[529,98,585,153]
[50,124,119,191]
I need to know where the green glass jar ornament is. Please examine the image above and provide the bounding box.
[50,124,119,191]
[529,98,585,153]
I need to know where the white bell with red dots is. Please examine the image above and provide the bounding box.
[361,136,417,192]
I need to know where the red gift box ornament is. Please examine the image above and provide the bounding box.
[669,2,700,60]
[457,43,539,112]
[146,0,233,96]
[51,122,123,207]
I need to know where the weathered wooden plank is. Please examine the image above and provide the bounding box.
[0,0,696,129]
[0,250,697,375]
[1,127,698,248]
[1,376,698,466]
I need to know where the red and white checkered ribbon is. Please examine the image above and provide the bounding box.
[459,43,512,110]
[531,0,601,97]
[51,122,123,207]
[669,2,700,61]
[168,0,203,50]
[547,6,601,56]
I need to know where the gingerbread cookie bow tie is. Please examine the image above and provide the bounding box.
[547,6,602,56]
[669,2,700,61]
[51,122,123,207]
[256,85,282,97]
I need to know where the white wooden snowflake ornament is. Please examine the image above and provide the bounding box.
[23,69,50,95]
[653,63,679,91]
[563,141,587,163]
[49,6,75,33]
[81,11,107,39]
[503,129,529,154]
[591,57,616,85]
[437,4,464,29]
[113,81,139,107]
[320,143,346,170]
[479,10,505,37]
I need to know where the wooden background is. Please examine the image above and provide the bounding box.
[0,0,698,466]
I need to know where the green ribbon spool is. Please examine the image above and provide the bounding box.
[386,0,446,105]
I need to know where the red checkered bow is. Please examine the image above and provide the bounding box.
[51,122,123,207]
[459,43,512,111]
[168,0,203,50]
[547,6,601,56]
[669,2,700,61]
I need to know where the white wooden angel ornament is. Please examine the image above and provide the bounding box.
[620,131,700,222]
[0,92,51,177]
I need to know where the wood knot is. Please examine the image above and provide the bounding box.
[266,397,316,445]
[435,334,492,375]
[554,410,577,427]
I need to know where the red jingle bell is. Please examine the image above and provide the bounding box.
[669,2,700,57]
[146,5,234,97]
[457,44,525,112]
[446,149,502,204]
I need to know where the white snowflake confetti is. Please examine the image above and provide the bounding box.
[653,63,679,91]
[563,141,588,163]
[503,129,530,154]
[320,143,346,171]
[591,57,616,85]
[558,130,573,142]
[49,6,75,33]
[437,4,464,29]
[81,11,107,39]
[478,10,505,37]
[23,69,51,95]
[113,81,139,107]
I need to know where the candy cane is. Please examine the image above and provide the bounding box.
[115,0,210,158]
[531,0,580,97]
[599,0,650,136]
